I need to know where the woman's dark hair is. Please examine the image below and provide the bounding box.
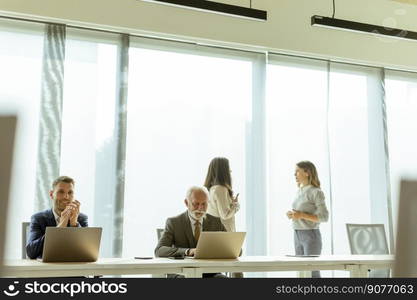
[204,157,233,197]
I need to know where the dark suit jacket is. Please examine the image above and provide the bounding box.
[155,211,226,257]
[26,208,88,259]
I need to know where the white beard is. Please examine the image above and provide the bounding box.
[190,210,207,220]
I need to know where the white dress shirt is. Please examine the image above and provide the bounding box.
[187,211,204,237]
[52,209,60,225]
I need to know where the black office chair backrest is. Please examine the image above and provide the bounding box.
[21,222,30,259]
[156,228,164,241]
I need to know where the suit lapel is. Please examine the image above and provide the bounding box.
[182,211,196,247]
[47,209,57,226]
[202,215,211,231]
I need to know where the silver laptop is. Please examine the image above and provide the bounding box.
[194,232,246,259]
[42,227,102,262]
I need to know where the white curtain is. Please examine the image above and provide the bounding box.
[0,20,44,259]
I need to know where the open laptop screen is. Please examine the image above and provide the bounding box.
[194,232,245,259]
[42,227,102,262]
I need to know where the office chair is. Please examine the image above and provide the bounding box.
[156,228,164,241]
[21,222,30,259]
[346,223,390,277]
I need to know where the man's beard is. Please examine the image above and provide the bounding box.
[190,210,207,220]
[54,199,71,213]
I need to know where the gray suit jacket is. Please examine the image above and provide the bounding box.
[155,211,226,257]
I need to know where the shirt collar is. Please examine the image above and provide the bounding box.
[299,184,312,190]
[52,209,60,223]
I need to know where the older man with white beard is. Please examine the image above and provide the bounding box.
[155,186,227,278]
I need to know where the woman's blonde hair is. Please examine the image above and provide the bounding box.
[296,161,321,188]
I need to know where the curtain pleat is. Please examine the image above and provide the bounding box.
[35,24,66,210]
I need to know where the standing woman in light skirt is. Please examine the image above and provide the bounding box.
[286,161,329,278]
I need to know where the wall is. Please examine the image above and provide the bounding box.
[0,0,417,69]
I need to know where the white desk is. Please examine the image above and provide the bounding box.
[2,255,394,278]
[183,255,395,278]
[1,258,193,278]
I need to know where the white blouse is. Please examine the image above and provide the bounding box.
[207,185,240,232]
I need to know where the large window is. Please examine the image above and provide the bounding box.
[0,20,44,258]
[266,58,389,277]
[385,71,417,240]
[122,39,252,258]
[2,18,415,275]
[328,64,376,256]
[266,56,330,277]
[59,29,119,257]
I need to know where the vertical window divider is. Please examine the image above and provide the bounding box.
[246,53,267,256]
[381,69,395,254]
[367,67,393,253]
[325,61,335,257]
[112,34,130,257]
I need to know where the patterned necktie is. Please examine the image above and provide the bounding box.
[195,220,201,242]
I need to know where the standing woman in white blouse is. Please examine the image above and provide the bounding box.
[286,161,329,278]
[204,157,240,232]
[204,157,242,277]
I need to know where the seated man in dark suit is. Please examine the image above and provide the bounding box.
[155,186,227,278]
[26,176,88,259]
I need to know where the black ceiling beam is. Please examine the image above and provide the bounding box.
[143,0,267,21]
[311,15,417,41]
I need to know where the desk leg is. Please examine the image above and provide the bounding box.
[195,269,204,278]
[182,268,203,278]
[348,265,369,278]
[298,271,312,278]
[358,265,369,278]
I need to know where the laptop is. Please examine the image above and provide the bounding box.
[193,232,246,259]
[41,227,102,262]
